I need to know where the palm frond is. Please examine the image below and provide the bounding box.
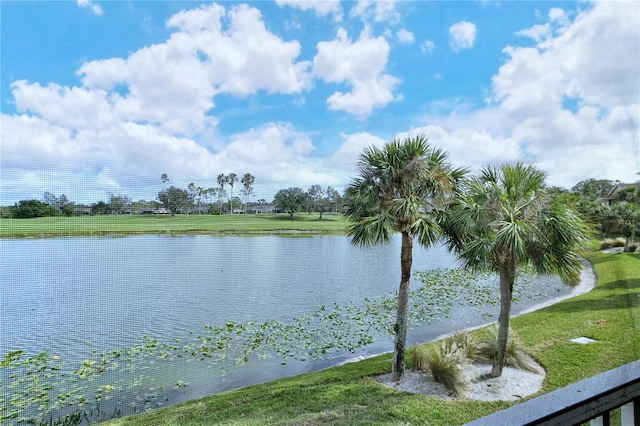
[344,134,464,249]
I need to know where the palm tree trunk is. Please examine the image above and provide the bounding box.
[491,259,515,377]
[392,231,413,381]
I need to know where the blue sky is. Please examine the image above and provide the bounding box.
[2,0,639,205]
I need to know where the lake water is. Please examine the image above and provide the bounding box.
[0,235,570,422]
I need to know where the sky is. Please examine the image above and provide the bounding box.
[1,0,639,205]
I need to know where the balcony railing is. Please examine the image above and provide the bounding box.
[465,360,640,426]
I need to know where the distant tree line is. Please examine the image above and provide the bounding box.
[273,185,342,219]
[5,175,638,234]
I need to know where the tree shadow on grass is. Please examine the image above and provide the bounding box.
[540,284,639,314]
[262,214,340,222]
[589,252,640,266]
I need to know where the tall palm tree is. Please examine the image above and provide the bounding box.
[217,174,226,214]
[344,135,465,381]
[610,201,640,252]
[241,173,255,212]
[444,163,590,377]
[227,173,238,214]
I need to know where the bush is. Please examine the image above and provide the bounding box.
[408,345,429,372]
[600,238,626,249]
[9,200,59,218]
[409,332,478,397]
[408,328,540,397]
[425,339,471,397]
[475,326,540,373]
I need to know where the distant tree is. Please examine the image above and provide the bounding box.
[226,173,238,214]
[217,174,226,214]
[42,192,58,207]
[445,163,590,377]
[208,188,220,213]
[187,183,199,214]
[158,186,191,216]
[10,200,58,218]
[42,192,74,216]
[343,135,465,382]
[241,173,255,212]
[610,201,640,251]
[161,173,169,190]
[570,190,613,236]
[195,186,204,213]
[326,186,342,212]
[274,187,308,220]
[91,201,110,215]
[257,198,267,213]
[307,184,326,219]
[614,186,640,204]
[108,194,131,214]
[58,195,75,217]
[571,178,615,197]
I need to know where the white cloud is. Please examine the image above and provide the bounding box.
[493,1,639,112]
[449,21,477,51]
[396,29,415,44]
[77,0,103,16]
[398,123,520,173]
[548,8,570,28]
[275,0,343,21]
[220,123,348,196]
[313,27,400,117]
[4,1,639,204]
[12,3,311,136]
[516,8,570,43]
[421,40,435,53]
[331,132,386,171]
[426,2,640,187]
[350,0,401,24]
[515,24,551,43]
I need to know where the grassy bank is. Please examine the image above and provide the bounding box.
[104,250,639,425]
[0,213,347,237]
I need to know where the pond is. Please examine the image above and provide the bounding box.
[0,235,571,423]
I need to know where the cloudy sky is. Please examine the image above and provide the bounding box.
[2,0,639,205]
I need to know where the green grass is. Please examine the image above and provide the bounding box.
[103,250,639,425]
[0,213,348,237]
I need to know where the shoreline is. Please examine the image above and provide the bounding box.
[341,258,597,366]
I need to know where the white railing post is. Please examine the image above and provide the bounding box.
[621,401,635,426]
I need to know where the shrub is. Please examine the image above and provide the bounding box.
[408,345,429,372]
[475,326,540,373]
[425,340,471,397]
[614,237,627,247]
[448,331,481,361]
[600,237,626,249]
[600,238,614,249]
[407,328,540,397]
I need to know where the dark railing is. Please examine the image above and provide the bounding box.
[465,360,640,426]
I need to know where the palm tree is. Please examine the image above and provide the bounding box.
[241,173,255,213]
[343,135,465,381]
[217,174,226,214]
[610,201,640,252]
[444,163,590,377]
[227,173,238,214]
[161,173,169,190]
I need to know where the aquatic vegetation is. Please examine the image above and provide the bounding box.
[1,268,540,424]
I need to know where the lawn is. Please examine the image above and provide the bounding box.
[103,250,639,425]
[0,213,348,237]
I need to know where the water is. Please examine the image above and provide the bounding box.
[0,235,570,422]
